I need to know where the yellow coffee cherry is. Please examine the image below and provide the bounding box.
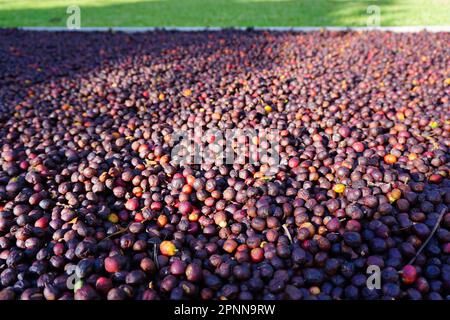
[108,213,119,223]
[333,184,346,193]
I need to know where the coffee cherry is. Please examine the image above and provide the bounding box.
[402,265,418,285]
[160,241,177,256]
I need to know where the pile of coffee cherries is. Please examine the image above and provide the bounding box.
[0,30,449,300]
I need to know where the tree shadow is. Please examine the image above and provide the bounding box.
[0,28,448,301]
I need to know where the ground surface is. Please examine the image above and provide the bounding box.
[0,0,449,27]
[0,30,449,300]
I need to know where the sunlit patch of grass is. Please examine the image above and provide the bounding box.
[0,0,448,27]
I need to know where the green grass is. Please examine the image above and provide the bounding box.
[0,0,449,27]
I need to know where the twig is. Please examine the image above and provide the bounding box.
[408,207,447,265]
[391,225,412,235]
[282,224,293,244]
[153,243,160,270]
[100,222,132,242]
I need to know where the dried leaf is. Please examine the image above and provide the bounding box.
[68,217,78,224]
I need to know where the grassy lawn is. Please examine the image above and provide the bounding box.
[0,0,449,27]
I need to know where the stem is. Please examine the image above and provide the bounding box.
[282,224,293,244]
[407,207,447,265]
